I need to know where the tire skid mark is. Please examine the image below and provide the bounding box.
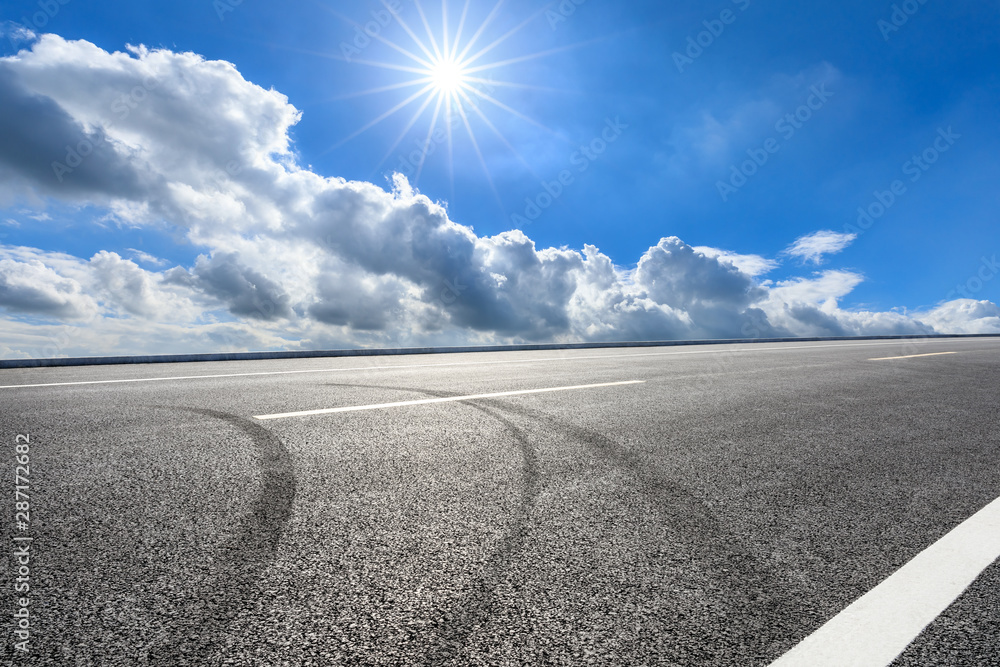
[320,383,800,664]
[144,407,296,666]
[484,399,817,664]
[418,403,539,667]
[314,382,810,663]
[320,383,540,667]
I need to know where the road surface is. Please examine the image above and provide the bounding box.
[2,337,999,665]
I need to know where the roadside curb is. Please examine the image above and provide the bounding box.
[2,334,997,369]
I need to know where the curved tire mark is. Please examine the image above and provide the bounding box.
[317,382,812,663]
[474,399,817,664]
[144,407,296,666]
[417,402,539,667]
[320,383,540,666]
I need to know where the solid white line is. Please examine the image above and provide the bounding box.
[870,351,959,361]
[253,380,646,420]
[0,339,988,390]
[770,495,1000,667]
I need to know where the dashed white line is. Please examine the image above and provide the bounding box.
[253,380,646,420]
[0,339,988,390]
[870,351,959,361]
[770,495,1000,667]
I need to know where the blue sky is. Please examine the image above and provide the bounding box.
[1,0,998,356]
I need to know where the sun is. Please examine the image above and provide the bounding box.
[328,0,581,200]
[429,57,468,95]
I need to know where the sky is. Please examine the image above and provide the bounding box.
[0,0,998,358]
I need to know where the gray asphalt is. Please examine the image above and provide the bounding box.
[1,337,999,666]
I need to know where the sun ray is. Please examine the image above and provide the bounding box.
[327,82,438,153]
[441,0,450,60]
[453,96,505,211]
[372,90,441,176]
[458,4,553,69]
[445,93,456,199]
[463,38,608,75]
[464,76,580,94]
[454,0,504,64]
[414,93,446,183]
[451,0,472,62]
[316,4,435,70]
[258,38,429,70]
[328,56,431,76]
[413,1,444,62]
[382,0,437,64]
[457,85,541,181]
[461,85,571,143]
[328,78,435,101]
[364,34,435,71]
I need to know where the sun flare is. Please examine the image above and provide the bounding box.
[331,0,578,199]
[429,57,468,94]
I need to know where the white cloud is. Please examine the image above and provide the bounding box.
[126,248,167,266]
[784,230,858,264]
[758,270,940,337]
[767,270,864,307]
[918,300,1000,335]
[0,36,996,358]
[1,22,37,46]
[0,257,98,320]
[0,245,208,322]
[693,246,779,277]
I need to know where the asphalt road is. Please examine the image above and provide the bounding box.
[2,337,999,666]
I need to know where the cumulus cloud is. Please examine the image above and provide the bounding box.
[0,246,204,322]
[784,230,858,264]
[758,270,938,337]
[89,251,204,319]
[0,257,97,319]
[693,246,779,277]
[918,300,1000,334]
[174,253,294,321]
[0,68,155,203]
[0,36,996,358]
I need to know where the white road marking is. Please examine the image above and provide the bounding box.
[770,495,1000,667]
[253,380,646,420]
[0,339,988,390]
[870,351,959,361]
